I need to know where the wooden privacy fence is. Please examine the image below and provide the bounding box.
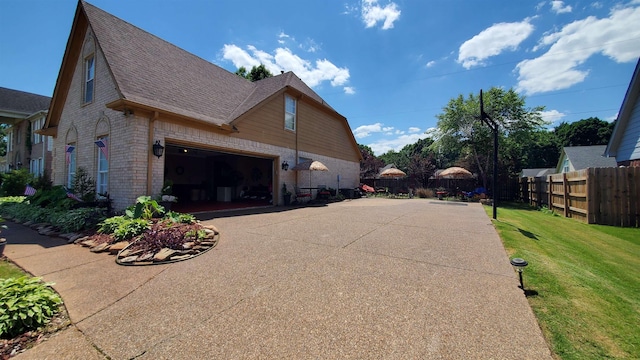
[520,167,640,227]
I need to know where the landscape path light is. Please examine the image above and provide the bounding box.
[510,257,528,291]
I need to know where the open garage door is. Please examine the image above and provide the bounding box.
[163,144,274,213]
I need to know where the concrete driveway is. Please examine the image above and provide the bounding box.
[5,198,552,359]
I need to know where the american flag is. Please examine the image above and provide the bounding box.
[65,145,75,165]
[65,188,82,202]
[95,139,108,159]
[24,185,37,196]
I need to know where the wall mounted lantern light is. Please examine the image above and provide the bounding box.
[510,257,528,291]
[152,141,165,158]
[281,161,289,171]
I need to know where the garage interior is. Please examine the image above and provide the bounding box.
[163,144,274,213]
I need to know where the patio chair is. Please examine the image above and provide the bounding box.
[294,186,311,203]
[316,185,331,200]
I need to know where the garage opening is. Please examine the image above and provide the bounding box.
[163,144,274,213]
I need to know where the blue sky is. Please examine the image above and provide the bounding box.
[2,0,639,155]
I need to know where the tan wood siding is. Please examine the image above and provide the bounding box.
[233,94,360,162]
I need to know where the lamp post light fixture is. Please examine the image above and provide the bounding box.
[281,161,289,171]
[152,141,165,158]
[510,257,528,290]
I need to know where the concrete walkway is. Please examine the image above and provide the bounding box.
[5,198,552,359]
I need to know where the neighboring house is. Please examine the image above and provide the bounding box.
[0,87,52,176]
[39,1,362,211]
[555,145,617,173]
[520,168,555,178]
[605,58,640,166]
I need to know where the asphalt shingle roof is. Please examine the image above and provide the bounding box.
[563,145,617,170]
[82,1,336,125]
[0,87,51,116]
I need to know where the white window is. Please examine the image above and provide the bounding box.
[30,158,43,177]
[47,136,53,151]
[67,144,76,189]
[562,159,569,173]
[285,95,296,131]
[32,117,44,144]
[84,55,95,103]
[7,129,13,152]
[96,136,108,196]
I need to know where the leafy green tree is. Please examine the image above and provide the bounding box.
[359,144,385,179]
[235,66,248,79]
[554,117,614,148]
[235,64,274,82]
[407,153,436,187]
[379,150,409,171]
[431,87,546,187]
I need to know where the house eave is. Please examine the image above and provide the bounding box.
[106,99,237,134]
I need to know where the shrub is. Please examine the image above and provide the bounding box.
[98,215,128,234]
[134,220,201,252]
[29,186,74,210]
[164,211,196,224]
[414,188,434,198]
[32,171,53,192]
[0,170,34,197]
[52,208,106,233]
[0,276,62,338]
[71,167,96,202]
[125,196,164,220]
[112,218,150,241]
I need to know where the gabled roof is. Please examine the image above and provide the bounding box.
[0,87,51,119]
[606,58,640,157]
[45,1,345,133]
[520,168,555,178]
[558,145,617,171]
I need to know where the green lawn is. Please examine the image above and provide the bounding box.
[487,203,640,359]
[0,258,27,279]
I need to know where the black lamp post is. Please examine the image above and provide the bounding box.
[510,257,528,290]
[480,89,498,220]
[152,141,164,158]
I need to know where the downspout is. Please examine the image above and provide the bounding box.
[146,111,159,194]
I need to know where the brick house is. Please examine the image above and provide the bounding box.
[0,87,52,176]
[39,1,362,211]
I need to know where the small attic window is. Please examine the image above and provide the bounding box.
[84,55,95,104]
[285,95,296,131]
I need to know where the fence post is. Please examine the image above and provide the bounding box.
[563,173,569,218]
[548,175,553,213]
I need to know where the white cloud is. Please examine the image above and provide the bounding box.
[426,60,436,68]
[408,127,421,133]
[299,38,320,53]
[458,19,535,69]
[361,0,401,30]
[551,1,572,14]
[517,5,640,94]
[539,109,566,124]
[344,86,356,95]
[353,123,385,138]
[222,44,350,90]
[368,133,429,155]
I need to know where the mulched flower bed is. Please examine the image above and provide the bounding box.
[75,220,220,265]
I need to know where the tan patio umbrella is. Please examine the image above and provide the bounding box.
[439,166,472,179]
[438,166,473,195]
[380,167,406,178]
[291,160,329,190]
[380,167,406,194]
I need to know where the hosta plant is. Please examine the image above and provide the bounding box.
[0,276,62,338]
